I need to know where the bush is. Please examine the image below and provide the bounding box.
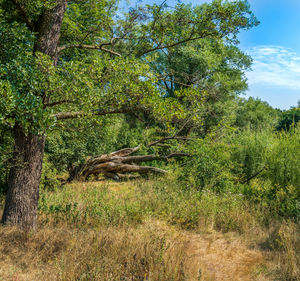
[229,130,271,183]
[179,139,235,192]
[229,128,300,219]
[264,127,300,188]
[40,156,61,191]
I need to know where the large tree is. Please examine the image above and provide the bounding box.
[0,0,258,229]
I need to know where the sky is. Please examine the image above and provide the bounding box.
[238,0,300,109]
[123,0,300,109]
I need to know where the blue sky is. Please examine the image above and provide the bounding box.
[238,0,300,109]
[124,0,300,109]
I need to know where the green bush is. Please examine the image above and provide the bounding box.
[40,156,61,191]
[242,179,300,219]
[179,139,235,192]
[229,128,300,219]
[229,130,272,183]
[265,127,300,188]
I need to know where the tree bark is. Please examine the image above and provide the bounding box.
[1,0,67,229]
[68,146,189,182]
[1,126,45,229]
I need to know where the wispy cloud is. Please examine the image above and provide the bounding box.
[246,46,300,90]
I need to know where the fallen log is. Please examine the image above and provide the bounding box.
[67,145,189,182]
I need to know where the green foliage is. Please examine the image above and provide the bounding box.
[228,128,300,218]
[234,97,280,131]
[179,139,235,192]
[150,36,253,135]
[229,128,300,189]
[229,130,271,182]
[243,180,300,219]
[172,127,300,219]
[276,105,300,131]
[0,0,259,137]
[0,19,54,132]
[264,127,300,188]
[0,126,13,192]
[40,156,60,191]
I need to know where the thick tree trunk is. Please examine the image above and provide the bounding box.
[1,0,67,229]
[1,126,45,229]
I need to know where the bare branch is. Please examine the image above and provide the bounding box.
[68,144,189,181]
[109,145,141,157]
[242,166,266,184]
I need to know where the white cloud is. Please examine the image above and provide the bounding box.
[246,45,300,90]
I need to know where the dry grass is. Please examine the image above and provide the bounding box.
[0,222,187,281]
[0,220,267,281]
[0,180,299,281]
[276,221,300,280]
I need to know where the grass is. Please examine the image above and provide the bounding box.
[0,176,299,280]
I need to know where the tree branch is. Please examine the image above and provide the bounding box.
[57,43,121,57]
[10,0,34,30]
[242,166,266,184]
[148,136,195,147]
[53,108,130,120]
[138,29,219,57]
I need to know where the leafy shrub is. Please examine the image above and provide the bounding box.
[229,128,300,218]
[264,127,300,188]
[179,139,235,192]
[276,106,300,131]
[229,130,271,183]
[40,156,60,191]
[243,180,300,219]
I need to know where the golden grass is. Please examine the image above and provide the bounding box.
[0,223,187,281]
[0,180,299,281]
[0,220,267,281]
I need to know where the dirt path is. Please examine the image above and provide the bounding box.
[148,220,267,281]
[183,232,265,280]
[105,181,267,280]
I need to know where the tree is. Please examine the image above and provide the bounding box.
[150,38,253,136]
[276,104,300,131]
[0,0,258,229]
[234,97,280,131]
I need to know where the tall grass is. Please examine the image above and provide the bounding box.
[1,176,299,280]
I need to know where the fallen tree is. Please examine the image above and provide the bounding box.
[67,145,189,182]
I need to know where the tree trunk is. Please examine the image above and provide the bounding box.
[1,0,67,229]
[1,126,45,229]
[67,145,189,182]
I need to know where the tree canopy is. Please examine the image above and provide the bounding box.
[0,0,259,134]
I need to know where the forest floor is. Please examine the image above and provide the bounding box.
[0,179,298,281]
